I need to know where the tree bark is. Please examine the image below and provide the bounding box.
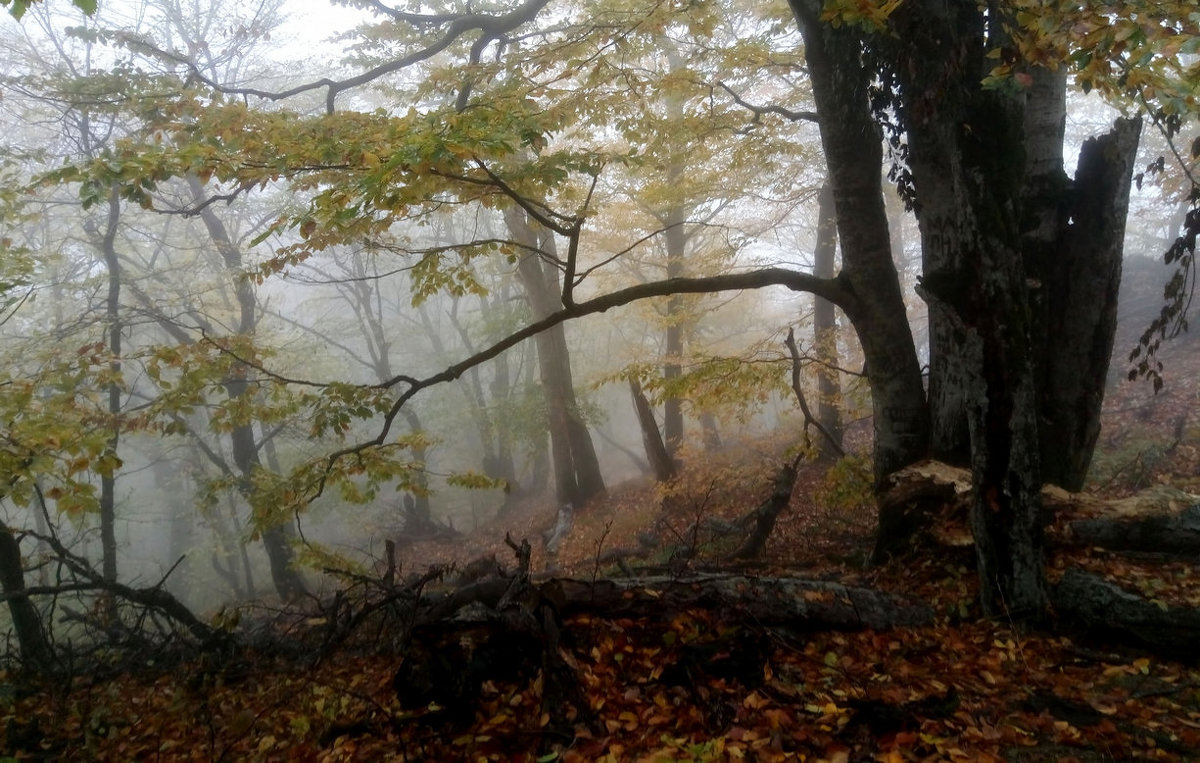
[1068,508,1200,557]
[731,458,799,559]
[787,0,930,486]
[812,181,844,459]
[0,522,52,668]
[889,1,1048,618]
[97,187,122,585]
[506,209,605,507]
[545,574,933,629]
[662,193,687,458]
[1034,116,1141,490]
[629,378,676,482]
[1055,486,1200,557]
[1052,569,1200,657]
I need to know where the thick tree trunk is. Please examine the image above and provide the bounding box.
[812,182,844,459]
[788,0,930,486]
[889,2,1050,618]
[1034,117,1141,490]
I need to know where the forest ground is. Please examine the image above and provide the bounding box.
[3,327,1200,761]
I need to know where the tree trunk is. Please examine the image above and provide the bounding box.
[506,209,605,507]
[662,196,687,458]
[1033,115,1141,490]
[629,378,676,482]
[889,2,1050,618]
[97,187,122,585]
[433,293,519,498]
[812,181,844,459]
[189,177,307,601]
[731,458,799,559]
[0,522,52,668]
[399,408,433,519]
[788,0,930,486]
[342,252,435,515]
[699,412,721,452]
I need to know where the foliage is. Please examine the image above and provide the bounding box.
[2,0,96,21]
[813,453,874,513]
[0,345,123,516]
[6,497,1200,760]
[610,349,791,424]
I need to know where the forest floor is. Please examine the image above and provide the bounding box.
[4,346,1200,761]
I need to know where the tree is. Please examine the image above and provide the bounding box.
[812,181,844,459]
[788,0,1153,616]
[506,207,606,507]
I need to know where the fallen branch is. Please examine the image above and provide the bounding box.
[543,573,933,630]
[730,456,802,559]
[1051,569,1200,657]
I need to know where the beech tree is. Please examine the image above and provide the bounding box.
[5,0,1196,624]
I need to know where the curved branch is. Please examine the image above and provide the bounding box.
[155,0,553,113]
[301,268,849,499]
[716,81,819,124]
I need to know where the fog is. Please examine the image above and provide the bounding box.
[0,0,1191,630]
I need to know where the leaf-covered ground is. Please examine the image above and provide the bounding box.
[4,329,1199,761]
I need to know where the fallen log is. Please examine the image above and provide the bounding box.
[395,569,932,731]
[873,461,1200,560]
[1051,569,1200,657]
[418,573,933,632]
[1056,486,1200,557]
[542,574,933,630]
[731,456,802,559]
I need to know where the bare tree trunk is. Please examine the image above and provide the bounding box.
[699,412,722,452]
[629,378,676,482]
[97,187,122,585]
[812,181,844,459]
[662,198,686,458]
[1029,102,1141,491]
[506,209,605,507]
[0,521,52,668]
[788,0,931,485]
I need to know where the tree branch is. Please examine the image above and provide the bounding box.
[148,0,553,113]
[784,327,845,457]
[716,81,819,125]
[301,268,847,499]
